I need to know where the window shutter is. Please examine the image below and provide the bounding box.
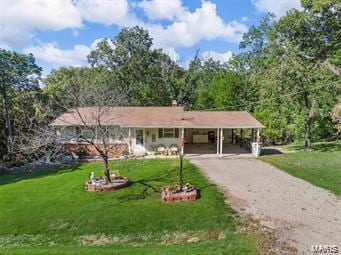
[158,128,163,138]
[174,128,179,138]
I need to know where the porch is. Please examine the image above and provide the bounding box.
[131,127,261,157]
[184,143,251,158]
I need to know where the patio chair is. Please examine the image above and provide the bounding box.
[157,144,166,155]
[169,144,179,155]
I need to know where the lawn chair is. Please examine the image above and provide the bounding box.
[157,144,166,155]
[169,144,179,155]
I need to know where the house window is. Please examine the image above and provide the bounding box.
[158,128,163,138]
[164,128,174,138]
[75,127,80,136]
[174,128,179,138]
[81,128,94,139]
[158,128,179,138]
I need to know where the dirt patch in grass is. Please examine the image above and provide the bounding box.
[161,230,225,245]
[77,230,227,247]
[77,235,129,246]
[237,216,299,255]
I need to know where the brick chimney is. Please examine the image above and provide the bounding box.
[171,100,177,107]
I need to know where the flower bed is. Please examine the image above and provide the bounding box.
[161,184,198,203]
[85,172,129,192]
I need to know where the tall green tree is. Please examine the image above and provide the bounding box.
[43,66,122,113]
[195,70,239,110]
[0,49,41,158]
[238,2,340,148]
[87,26,180,106]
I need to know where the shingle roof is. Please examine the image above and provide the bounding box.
[52,106,264,128]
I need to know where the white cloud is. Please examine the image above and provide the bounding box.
[22,38,116,68]
[0,0,82,31]
[0,0,82,47]
[0,0,247,55]
[0,0,135,47]
[162,47,180,62]
[24,43,90,68]
[2,0,248,73]
[76,0,131,26]
[138,0,186,20]
[252,0,302,18]
[147,1,247,48]
[201,50,233,63]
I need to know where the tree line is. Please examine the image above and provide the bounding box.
[0,0,340,161]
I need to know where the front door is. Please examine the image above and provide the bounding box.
[135,129,144,145]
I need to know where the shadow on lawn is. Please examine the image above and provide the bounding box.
[0,164,82,186]
[117,170,174,202]
[261,148,283,155]
[116,167,215,202]
[287,141,341,152]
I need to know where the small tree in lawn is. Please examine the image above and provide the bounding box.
[13,70,128,183]
[55,84,128,183]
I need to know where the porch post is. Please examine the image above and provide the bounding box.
[181,128,185,154]
[220,128,223,157]
[240,128,243,147]
[128,128,131,154]
[231,129,234,144]
[216,128,220,155]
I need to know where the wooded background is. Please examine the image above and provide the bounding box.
[1,0,340,161]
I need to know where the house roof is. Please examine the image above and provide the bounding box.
[52,106,264,129]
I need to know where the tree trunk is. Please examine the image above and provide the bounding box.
[1,84,14,159]
[304,116,312,150]
[103,155,111,183]
[301,85,313,151]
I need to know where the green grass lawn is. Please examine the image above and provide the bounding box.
[261,141,341,196]
[0,159,259,254]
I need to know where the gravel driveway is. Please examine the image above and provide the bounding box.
[190,157,341,254]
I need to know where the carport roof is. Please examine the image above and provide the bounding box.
[52,106,264,129]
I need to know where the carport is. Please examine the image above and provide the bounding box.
[177,111,264,157]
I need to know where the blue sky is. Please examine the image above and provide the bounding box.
[0,0,302,75]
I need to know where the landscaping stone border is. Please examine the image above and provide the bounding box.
[85,177,130,192]
[161,188,198,203]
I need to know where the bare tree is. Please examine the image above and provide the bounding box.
[54,84,128,182]
[12,97,63,164]
[12,79,128,184]
[14,116,62,163]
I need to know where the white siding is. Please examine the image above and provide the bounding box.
[144,128,180,152]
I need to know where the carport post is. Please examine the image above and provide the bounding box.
[220,128,223,157]
[256,128,261,142]
[216,128,220,155]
